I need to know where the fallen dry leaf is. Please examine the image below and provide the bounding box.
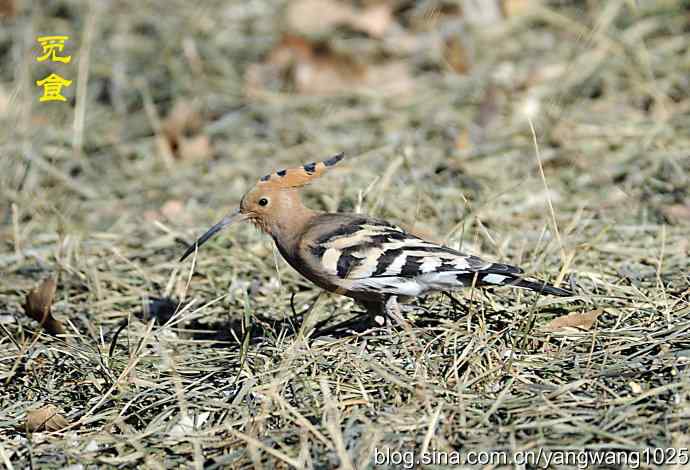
[542,309,601,333]
[0,0,15,17]
[277,35,366,95]
[443,35,471,74]
[160,199,185,220]
[25,404,69,432]
[161,100,212,161]
[287,0,353,36]
[661,204,690,224]
[502,0,537,17]
[455,129,472,150]
[177,134,212,161]
[144,209,159,222]
[351,3,394,38]
[246,34,414,97]
[162,100,201,139]
[287,0,393,38]
[628,381,643,394]
[23,277,65,336]
[144,199,192,223]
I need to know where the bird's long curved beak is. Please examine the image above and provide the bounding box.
[179,209,245,262]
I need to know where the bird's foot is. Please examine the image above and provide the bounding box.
[382,296,412,330]
[356,298,413,330]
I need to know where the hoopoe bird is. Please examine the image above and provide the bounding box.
[180,153,571,325]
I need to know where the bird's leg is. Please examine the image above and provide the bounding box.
[356,298,411,329]
[396,296,419,315]
[443,291,465,316]
[357,299,387,327]
[384,295,410,329]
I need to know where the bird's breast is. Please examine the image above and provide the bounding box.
[272,235,342,292]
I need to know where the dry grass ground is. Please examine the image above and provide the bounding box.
[1,0,690,468]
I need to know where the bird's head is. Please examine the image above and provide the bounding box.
[179,153,345,261]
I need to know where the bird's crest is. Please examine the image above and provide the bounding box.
[256,152,344,189]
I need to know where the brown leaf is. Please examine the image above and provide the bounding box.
[661,204,690,224]
[287,0,354,36]
[352,3,394,38]
[0,0,15,17]
[455,129,472,151]
[287,0,393,38]
[542,309,601,333]
[24,277,65,336]
[144,199,191,223]
[25,405,69,432]
[246,34,414,97]
[296,54,366,95]
[502,0,539,18]
[160,199,185,220]
[285,36,366,94]
[246,35,361,96]
[628,381,643,394]
[161,100,211,161]
[178,135,212,161]
[143,210,160,222]
[443,35,471,74]
[162,100,201,141]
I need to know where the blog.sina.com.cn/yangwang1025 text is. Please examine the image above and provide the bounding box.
[372,447,690,469]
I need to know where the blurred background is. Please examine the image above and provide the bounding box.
[1,0,690,467]
[2,0,688,244]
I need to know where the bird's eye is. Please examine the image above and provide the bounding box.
[258,198,269,207]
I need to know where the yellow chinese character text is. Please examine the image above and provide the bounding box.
[36,73,72,102]
[36,35,71,63]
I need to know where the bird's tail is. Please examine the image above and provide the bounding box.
[476,267,572,297]
[508,277,572,296]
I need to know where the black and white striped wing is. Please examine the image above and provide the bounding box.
[303,216,523,297]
